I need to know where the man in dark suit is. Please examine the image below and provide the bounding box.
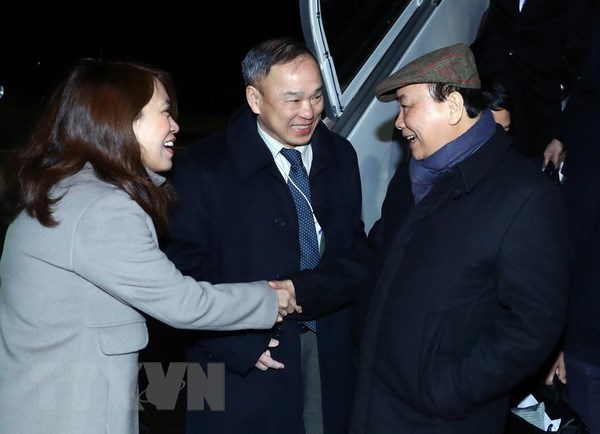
[161,37,368,434]
[543,6,600,432]
[275,43,570,433]
[470,0,593,161]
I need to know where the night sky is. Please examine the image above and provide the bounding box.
[0,2,304,150]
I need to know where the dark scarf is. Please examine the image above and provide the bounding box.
[409,109,495,204]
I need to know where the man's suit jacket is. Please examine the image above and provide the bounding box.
[162,105,367,434]
[350,127,570,433]
[559,8,600,367]
[470,0,586,157]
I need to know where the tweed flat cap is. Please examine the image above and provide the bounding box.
[375,43,481,102]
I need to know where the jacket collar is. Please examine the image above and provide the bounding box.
[227,105,339,180]
[453,125,512,195]
[79,162,166,187]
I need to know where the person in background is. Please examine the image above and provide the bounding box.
[160,37,367,434]
[273,43,570,433]
[0,58,298,434]
[543,2,600,171]
[470,0,593,162]
[481,76,512,133]
[544,7,600,433]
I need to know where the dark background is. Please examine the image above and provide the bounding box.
[0,2,304,153]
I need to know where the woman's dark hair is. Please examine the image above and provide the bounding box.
[5,58,178,235]
[427,83,489,118]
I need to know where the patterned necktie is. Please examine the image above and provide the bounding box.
[280,148,319,332]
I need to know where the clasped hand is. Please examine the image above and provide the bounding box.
[271,279,301,322]
[255,280,300,371]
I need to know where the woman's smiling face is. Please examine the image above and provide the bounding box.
[134,80,179,172]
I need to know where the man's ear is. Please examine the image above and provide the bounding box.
[246,85,261,115]
[447,91,465,126]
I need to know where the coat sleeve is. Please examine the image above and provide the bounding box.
[71,192,278,331]
[288,138,374,319]
[187,330,273,376]
[429,182,570,420]
[288,226,372,320]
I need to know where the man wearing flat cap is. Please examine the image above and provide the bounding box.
[273,42,570,433]
[348,43,570,433]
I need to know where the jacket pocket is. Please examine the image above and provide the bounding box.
[417,312,448,416]
[97,321,149,355]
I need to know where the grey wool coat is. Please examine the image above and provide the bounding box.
[0,165,278,434]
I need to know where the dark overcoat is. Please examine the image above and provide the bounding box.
[559,8,600,367]
[162,105,366,434]
[470,0,590,158]
[350,128,570,433]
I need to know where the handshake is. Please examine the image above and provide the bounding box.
[269,279,302,322]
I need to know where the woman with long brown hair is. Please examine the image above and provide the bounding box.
[0,58,299,433]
